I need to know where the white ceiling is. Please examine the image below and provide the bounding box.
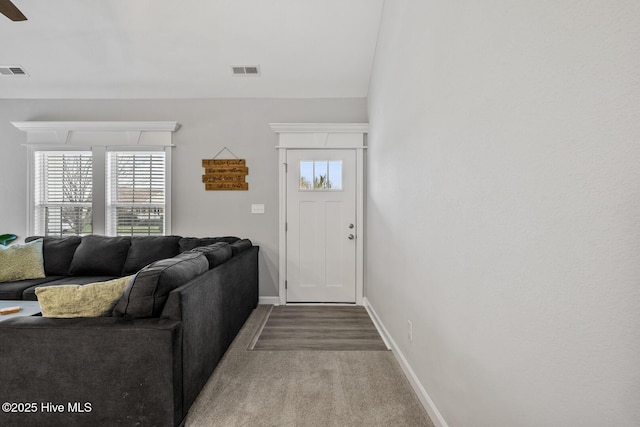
[0,0,384,99]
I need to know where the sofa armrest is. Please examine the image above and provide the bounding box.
[0,317,182,427]
[161,246,259,417]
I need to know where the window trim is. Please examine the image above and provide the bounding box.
[16,121,178,237]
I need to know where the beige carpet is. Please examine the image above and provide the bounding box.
[185,305,434,427]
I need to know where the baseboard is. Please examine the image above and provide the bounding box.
[257,298,358,306]
[258,296,280,306]
[363,297,449,427]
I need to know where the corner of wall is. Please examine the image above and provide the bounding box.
[364,297,449,427]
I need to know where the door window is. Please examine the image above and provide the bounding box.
[299,160,342,190]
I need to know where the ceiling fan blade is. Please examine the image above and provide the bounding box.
[0,0,27,21]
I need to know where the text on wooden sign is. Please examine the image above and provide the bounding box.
[202,158,248,191]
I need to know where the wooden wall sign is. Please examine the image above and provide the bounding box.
[202,158,249,190]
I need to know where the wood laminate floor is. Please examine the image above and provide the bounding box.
[249,305,389,351]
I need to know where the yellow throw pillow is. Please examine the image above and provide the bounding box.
[0,239,45,282]
[35,275,134,318]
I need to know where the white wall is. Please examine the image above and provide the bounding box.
[0,98,367,297]
[366,1,640,426]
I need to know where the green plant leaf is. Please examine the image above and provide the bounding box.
[0,234,17,246]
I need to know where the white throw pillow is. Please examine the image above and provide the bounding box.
[36,276,134,318]
[0,239,45,282]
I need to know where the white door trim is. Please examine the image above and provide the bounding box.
[270,123,368,306]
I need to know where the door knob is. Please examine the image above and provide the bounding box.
[348,234,355,240]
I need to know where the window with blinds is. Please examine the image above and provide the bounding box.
[34,151,93,236]
[106,152,166,236]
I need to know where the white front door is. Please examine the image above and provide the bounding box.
[286,149,357,303]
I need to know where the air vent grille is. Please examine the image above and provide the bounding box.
[231,65,260,76]
[0,66,28,76]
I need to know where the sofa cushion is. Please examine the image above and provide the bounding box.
[122,236,182,275]
[35,275,134,318]
[188,242,232,269]
[69,236,131,276]
[0,277,63,300]
[230,238,253,256]
[26,236,82,276]
[0,239,45,282]
[178,236,240,252]
[22,276,119,301]
[113,252,209,318]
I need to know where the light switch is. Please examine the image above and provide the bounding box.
[251,204,265,214]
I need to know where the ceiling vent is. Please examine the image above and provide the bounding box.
[232,65,260,76]
[0,66,28,76]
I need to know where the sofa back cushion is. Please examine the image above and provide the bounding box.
[122,236,182,275]
[113,252,208,318]
[26,236,82,276]
[69,236,131,276]
[188,242,232,269]
[178,236,240,252]
[230,238,253,256]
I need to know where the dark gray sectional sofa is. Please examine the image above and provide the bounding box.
[0,235,259,427]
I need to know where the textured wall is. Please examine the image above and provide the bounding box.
[0,98,367,297]
[367,1,640,426]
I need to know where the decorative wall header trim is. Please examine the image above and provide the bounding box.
[12,121,180,146]
[269,123,368,149]
[269,123,368,134]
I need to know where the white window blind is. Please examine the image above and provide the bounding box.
[106,151,166,236]
[34,151,93,236]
